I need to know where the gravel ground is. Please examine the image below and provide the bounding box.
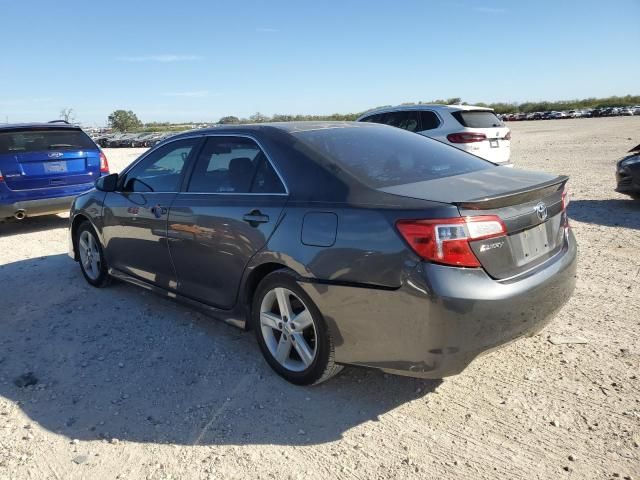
[0,117,639,480]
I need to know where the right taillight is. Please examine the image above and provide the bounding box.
[396,215,506,267]
[561,184,571,230]
[99,151,110,174]
[447,132,487,143]
[0,169,4,183]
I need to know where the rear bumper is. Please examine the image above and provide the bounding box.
[299,230,577,378]
[0,194,78,219]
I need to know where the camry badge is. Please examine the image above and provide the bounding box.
[534,201,548,221]
[48,152,64,158]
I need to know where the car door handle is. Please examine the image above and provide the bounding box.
[150,204,168,218]
[243,210,270,225]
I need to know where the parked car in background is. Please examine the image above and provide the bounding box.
[615,143,640,200]
[0,122,109,221]
[357,105,512,165]
[69,122,576,385]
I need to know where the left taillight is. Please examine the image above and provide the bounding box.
[0,169,4,182]
[396,215,506,267]
[99,151,110,174]
[446,132,487,143]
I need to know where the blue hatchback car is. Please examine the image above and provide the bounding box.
[0,122,108,221]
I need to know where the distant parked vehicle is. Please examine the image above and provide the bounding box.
[0,122,109,221]
[357,105,512,165]
[619,108,634,116]
[615,143,640,200]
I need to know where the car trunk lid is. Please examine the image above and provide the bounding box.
[0,127,100,190]
[381,168,569,279]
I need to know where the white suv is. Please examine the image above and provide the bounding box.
[357,104,512,165]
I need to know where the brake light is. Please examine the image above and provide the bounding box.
[0,169,3,182]
[396,215,506,267]
[504,131,511,141]
[446,132,487,143]
[99,151,110,174]
[561,185,570,210]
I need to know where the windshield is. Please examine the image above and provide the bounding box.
[0,129,96,154]
[293,124,493,188]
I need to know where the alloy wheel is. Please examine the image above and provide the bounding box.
[260,287,318,372]
[78,230,101,281]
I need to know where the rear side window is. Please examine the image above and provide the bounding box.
[294,124,492,188]
[380,111,419,132]
[419,111,440,130]
[0,129,96,154]
[187,136,285,194]
[451,110,503,128]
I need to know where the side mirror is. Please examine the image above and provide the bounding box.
[95,173,119,192]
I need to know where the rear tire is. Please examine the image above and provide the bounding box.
[252,271,343,385]
[76,221,110,288]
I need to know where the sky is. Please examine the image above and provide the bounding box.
[0,0,639,125]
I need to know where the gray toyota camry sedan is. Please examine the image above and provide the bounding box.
[69,122,577,385]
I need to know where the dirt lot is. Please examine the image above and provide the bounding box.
[1,117,639,480]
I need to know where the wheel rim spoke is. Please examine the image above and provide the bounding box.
[275,288,293,320]
[274,335,292,364]
[292,333,314,367]
[292,309,313,331]
[260,311,281,330]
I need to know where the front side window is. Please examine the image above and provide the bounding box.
[123,138,198,192]
[187,136,285,194]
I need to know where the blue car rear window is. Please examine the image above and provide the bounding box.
[293,124,492,188]
[0,129,96,154]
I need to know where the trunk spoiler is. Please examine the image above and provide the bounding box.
[454,175,568,210]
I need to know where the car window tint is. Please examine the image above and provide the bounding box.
[0,129,96,154]
[124,138,197,192]
[187,137,262,193]
[383,111,420,132]
[419,111,440,130]
[452,110,503,128]
[294,124,492,188]
[251,156,286,194]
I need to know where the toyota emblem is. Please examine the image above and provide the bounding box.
[534,202,548,221]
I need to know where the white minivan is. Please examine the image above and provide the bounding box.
[357,104,512,165]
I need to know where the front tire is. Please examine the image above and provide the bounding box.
[76,222,110,287]
[253,271,343,385]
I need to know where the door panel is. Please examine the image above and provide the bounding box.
[102,192,178,289]
[167,195,287,308]
[100,137,201,289]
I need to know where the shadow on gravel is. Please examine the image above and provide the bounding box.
[569,199,640,230]
[0,215,68,237]
[0,254,440,446]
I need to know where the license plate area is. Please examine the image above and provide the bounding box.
[512,222,556,266]
[489,139,499,148]
[44,161,68,173]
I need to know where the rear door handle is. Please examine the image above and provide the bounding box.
[243,210,270,225]
[150,204,168,218]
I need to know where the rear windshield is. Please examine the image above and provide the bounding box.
[451,110,503,128]
[0,129,96,154]
[293,124,493,188]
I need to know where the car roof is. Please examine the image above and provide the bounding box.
[170,121,375,139]
[0,122,82,131]
[357,104,493,119]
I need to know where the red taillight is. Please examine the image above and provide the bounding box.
[396,215,506,267]
[446,132,487,144]
[504,131,511,141]
[99,151,110,174]
[561,185,570,210]
[0,169,4,182]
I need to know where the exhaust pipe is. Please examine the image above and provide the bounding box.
[14,210,26,220]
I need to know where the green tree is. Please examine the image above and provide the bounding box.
[218,115,240,124]
[249,112,269,123]
[108,110,142,132]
